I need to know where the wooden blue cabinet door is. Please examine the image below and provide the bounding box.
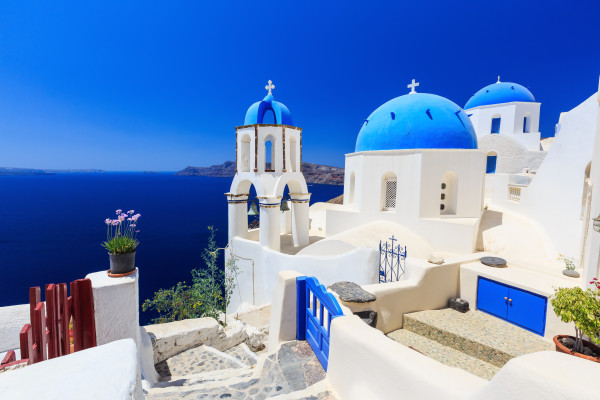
[507,288,547,335]
[477,277,509,319]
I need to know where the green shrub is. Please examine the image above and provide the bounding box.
[551,286,600,353]
[142,226,239,325]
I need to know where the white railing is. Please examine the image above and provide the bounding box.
[508,185,522,202]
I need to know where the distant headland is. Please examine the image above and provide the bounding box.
[0,167,105,176]
[175,161,344,185]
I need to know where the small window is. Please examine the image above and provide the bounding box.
[384,178,397,210]
[523,117,530,133]
[491,117,501,134]
[486,155,497,174]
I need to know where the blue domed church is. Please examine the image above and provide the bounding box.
[326,80,486,253]
[464,77,545,174]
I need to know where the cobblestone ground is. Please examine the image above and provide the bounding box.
[149,341,331,400]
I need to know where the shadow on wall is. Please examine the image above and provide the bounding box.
[475,210,504,251]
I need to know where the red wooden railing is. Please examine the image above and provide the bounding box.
[0,279,96,370]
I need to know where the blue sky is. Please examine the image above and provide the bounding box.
[0,1,598,171]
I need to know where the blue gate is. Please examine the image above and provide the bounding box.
[379,235,407,283]
[296,276,343,371]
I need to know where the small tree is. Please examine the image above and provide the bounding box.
[551,286,600,353]
[142,226,239,325]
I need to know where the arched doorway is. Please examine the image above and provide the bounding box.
[486,151,498,174]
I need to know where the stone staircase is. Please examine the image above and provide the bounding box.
[387,308,554,380]
[147,341,335,399]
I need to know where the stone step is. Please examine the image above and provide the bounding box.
[387,329,500,380]
[402,308,554,368]
[148,340,327,399]
[225,342,259,367]
[154,344,249,381]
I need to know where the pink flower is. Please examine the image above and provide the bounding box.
[105,218,111,225]
[128,210,135,215]
[116,209,122,215]
[112,220,120,226]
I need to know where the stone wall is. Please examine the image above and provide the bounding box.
[145,317,265,364]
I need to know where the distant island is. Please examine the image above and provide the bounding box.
[176,161,344,185]
[0,167,105,176]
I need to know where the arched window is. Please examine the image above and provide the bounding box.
[581,162,592,219]
[382,172,397,210]
[486,151,498,174]
[265,136,275,171]
[440,171,458,215]
[240,134,251,172]
[349,172,355,204]
[491,115,501,134]
[290,136,297,172]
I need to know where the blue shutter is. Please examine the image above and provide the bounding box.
[507,288,547,335]
[486,156,497,173]
[477,278,508,319]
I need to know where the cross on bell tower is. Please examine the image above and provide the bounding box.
[407,79,419,94]
[265,80,275,95]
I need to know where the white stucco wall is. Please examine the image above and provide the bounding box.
[478,134,546,174]
[0,339,143,400]
[332,149,485,254]
[226,237,378,314]
[0,304,30,353]
[487,92,599,261]
[267,270,303,352]
[467,102,542,151]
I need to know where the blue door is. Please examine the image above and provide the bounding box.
[296,276,343,371]
[476,277,547,336]
[477,277,508,319]
[507,287,547,335]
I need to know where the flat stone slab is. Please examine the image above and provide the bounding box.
[328,281,376,303]
[155,345,245,379]
[480,256,507,268]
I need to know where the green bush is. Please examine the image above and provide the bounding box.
[551,286,600,353]
[142,226,239,325]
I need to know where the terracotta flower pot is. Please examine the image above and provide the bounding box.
[553,335,600,363]
[108,251,136,275]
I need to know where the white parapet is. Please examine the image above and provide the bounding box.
[0,339,143,400]
[0,304,30,353]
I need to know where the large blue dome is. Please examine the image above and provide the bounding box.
[355,93,477,152]
[465,81,535,109]
[244,94,294,126]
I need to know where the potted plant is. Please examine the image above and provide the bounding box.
[550,280,600,363]
[103,209,141,276]
[559,254,579,278]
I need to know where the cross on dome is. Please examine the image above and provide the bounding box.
[497,76,501,83]
[265,80,275,95]
[407,79,419,94]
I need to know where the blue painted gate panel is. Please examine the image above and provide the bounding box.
[507,287,547,335]
[476,277,547,336]
[296,276,343,371]
[477,277,508,319]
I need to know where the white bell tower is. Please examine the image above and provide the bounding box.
[226,81,310,251]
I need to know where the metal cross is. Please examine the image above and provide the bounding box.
[407,79,419,94]
[265,80,275,95]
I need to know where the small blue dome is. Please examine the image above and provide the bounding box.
[355,93,477,152]
[244,94,294,126]
[465,81,535,109]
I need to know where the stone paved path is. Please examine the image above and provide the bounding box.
[148,341,332,400]
[155,344,246,380]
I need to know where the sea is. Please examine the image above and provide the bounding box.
[0,173,342,324]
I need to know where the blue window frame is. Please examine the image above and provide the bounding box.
[491,117,501,134]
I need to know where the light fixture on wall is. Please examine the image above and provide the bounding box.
[593,215,600,233]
